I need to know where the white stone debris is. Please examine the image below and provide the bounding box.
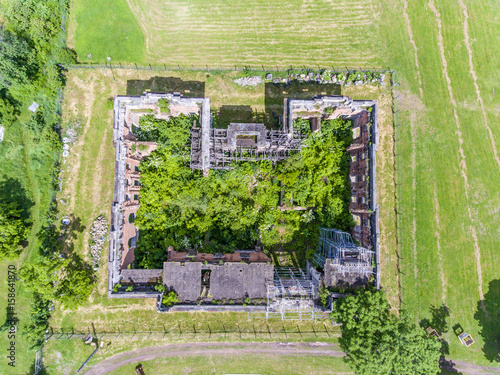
[89,215,108,268]
[28,102,39,113]
[233,76,263,87]
[65,128,78,143]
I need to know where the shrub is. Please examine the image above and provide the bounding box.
[126,285,134,292]
[319,283,329,307]
[113,283,121,292]
[154,284,165,292]
[321,70,332,81]
[161,291,179,307]
[105,98,114,110]
[158,98,170,114]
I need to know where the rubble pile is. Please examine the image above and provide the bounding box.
[89,215,108,268]
[233,76,263,87]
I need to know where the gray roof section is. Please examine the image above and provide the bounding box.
[163,262,201,302]
[209,263,273,300]
[121,269,163,284]
[162,261,273,302]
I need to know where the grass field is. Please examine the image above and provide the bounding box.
[43,341,351,374]
[68,0,145,63]
[8,0,499,371]
[68,0,382,67]
[380,0,500,367]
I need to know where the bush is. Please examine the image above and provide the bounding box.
[318,283,329,307]
[126,285,134,292]
[105,98,114,110]
[113,283,121,292]
[154,284,165,292]
[158,98,170,114]
[161,291,179,307]
[321,70,332,81]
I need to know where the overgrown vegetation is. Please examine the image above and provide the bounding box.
[332,288,441,374]
[0,0,96,354]
[134,116,353,268]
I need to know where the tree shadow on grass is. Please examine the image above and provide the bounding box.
[0,177,34,222]
[474,279,500,363]
[419,304,461,373]
[439,358,463,374]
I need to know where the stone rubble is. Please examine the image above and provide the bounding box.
[89,215,108,268]
[233,76,263,87]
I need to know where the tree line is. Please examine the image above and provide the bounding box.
[0,0,93,347]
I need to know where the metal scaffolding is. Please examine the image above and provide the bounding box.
[265,267,317,321]
[313,228,374,276]
[190,125,304,170]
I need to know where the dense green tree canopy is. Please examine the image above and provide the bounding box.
[0,201,30,259]
[134,115,354,268]
[331,289,441,375]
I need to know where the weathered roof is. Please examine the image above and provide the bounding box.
[120,269,163,284]
[163,261,273,302]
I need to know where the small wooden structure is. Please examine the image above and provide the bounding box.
[426,326,440,339]
[458,332,475,347]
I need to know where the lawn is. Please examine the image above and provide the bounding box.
[69,0,382,67]
[380,0,500,368]
[68,0,145,63]
[43,340,351,374]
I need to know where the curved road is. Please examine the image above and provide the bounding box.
[84,342,343,374]
[84,342,500,375]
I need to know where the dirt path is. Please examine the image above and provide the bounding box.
[428,0,486,314]
[84,342,344,375]
[458,0,500,174]
[83,341,500,375]
[441,359,500,375]
[401,0,423,98]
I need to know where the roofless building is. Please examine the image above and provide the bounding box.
[109,91,380,319]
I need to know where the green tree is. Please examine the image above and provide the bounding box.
[18,257,63,300]
[57,268,94,309]
[0,202,30,259]
[331,289,441,375]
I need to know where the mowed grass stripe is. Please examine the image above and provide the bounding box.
[392,0,499,365]
[126,0,382,66]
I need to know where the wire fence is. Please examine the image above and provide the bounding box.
[62,62,391,75]
[44,324,340,342]
[391,71,406,311]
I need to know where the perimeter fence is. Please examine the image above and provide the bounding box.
[44,323,340,342]
[390,71,407,311]
[62,62,391,76]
